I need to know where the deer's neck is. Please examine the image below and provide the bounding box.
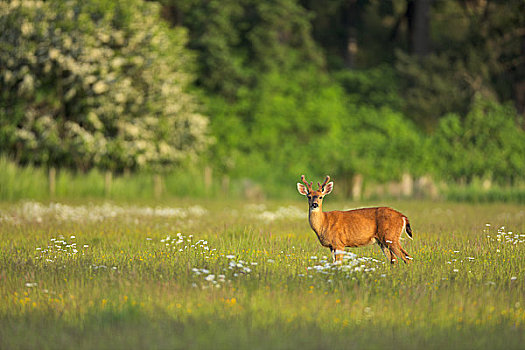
[308,208,326,235]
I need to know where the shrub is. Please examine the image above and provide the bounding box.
[431,97,525,184]
[0,0,209,173]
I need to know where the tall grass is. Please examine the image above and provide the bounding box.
[0,157,215,201]
[2,157,525,203]
[0,157,48,201]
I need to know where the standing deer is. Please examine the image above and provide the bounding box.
[297,175,413,264]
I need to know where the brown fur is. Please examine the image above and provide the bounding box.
[298,175,413,264]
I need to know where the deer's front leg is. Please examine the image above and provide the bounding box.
[333,247,345,264]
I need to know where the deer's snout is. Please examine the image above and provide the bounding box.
[311,202,319,209]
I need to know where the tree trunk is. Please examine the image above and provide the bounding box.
[342,0,359,68]
[161,4,184,26]
[517,33,525,125]
[515,81,525,126]
[407,0,432,56]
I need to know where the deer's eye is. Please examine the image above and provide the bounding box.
[319,196,323,199]
[307,195,311,199]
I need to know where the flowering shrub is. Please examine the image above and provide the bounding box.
[0,0,209,172]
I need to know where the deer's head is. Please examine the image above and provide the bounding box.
[297,175,333,212]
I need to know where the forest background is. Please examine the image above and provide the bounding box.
[1,0,525,202]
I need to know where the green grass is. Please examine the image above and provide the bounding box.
[1,199,524,349]
[0,156,220,201]
[445,182,525,203]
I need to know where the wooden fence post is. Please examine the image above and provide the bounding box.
[204,166,212,194]
[104,171,112,197]
[222,175,230,195]
[351,174,363,200]
[48,166,56,197]
[401,173,414,198]
[154,174,163,199]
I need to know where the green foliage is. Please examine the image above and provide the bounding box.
[431,97,525,184]
[396,1,525,129]
[431,0,525,103]
[161,0,322,100]
[334,65,402,110]
[207,63,423,189]
[206,65,348,189]
[314,105,424,183]
[244,67,345,181]
[304,0,525,130]
[166,0,247,100]
[395,52,473,130]
[0,0,209,172]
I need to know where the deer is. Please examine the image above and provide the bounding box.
[297,175,413,264]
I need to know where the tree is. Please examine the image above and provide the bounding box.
[397,0,525,129]
[159,0,323,100]
[0,0,209,173]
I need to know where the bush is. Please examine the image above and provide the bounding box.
[314,104,424,183]
[334,65,402,110]
[0,0,209,172]
[431,97,525,184]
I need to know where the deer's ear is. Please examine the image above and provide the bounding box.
[297,183,308,196]
[323,182,333,195]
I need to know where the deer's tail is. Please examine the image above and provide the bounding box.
[403,217,413,239]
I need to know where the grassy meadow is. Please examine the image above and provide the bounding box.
[0,199,524,349]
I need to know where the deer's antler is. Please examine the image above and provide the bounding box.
[301,175,313,193]
[318,175,330,191]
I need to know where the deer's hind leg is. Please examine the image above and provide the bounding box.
[379,231,402,264]
[399,245,412,262]
[377,242,392,262]
[381,218,412,264]
[389,242,409,264]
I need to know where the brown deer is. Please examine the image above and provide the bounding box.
[297,175,413,264]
